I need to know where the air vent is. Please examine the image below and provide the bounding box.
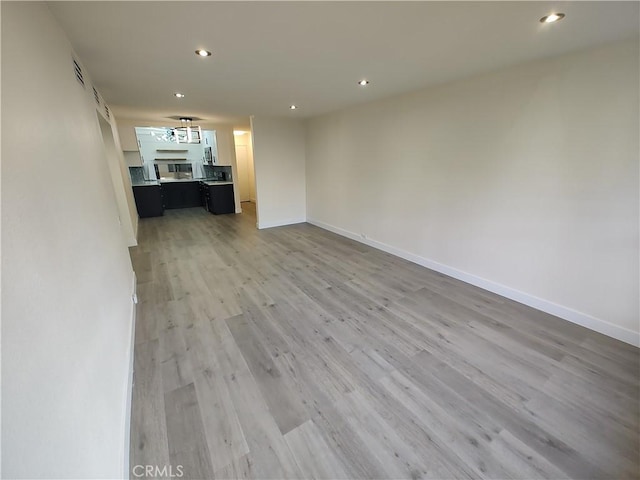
[72,58,85,88]
[93,87,100,105]
[105,105,110,119]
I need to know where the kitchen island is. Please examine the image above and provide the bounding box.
[200,181,235,215]
[160,179,201,209]
[131,181,163,218]
[131,178,235,218]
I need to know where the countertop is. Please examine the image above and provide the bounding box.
[202,181,234,186]
[131,180,160,187]
[157,178,200,183]
[132,179,233,186]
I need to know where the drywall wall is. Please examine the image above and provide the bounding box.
[118,119,139,151]
[306,39,639,346]
[124,150,143,167]
[98,115,137,246]
[251,116,306,228]
[107,118,139,243]
[82,56,137,246]
[2,2,136,478]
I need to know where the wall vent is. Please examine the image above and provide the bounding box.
[73,58,85,87]
[93,86,100,105]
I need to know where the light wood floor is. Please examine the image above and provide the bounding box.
[130,204,639,480]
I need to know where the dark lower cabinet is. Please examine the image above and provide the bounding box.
[200,182,235,215]
[132,185,164,218]
[161,181,202,209]
[208,184,235,215]
[134,181,232,217]
[200,183,210,212]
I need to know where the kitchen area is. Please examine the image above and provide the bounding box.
[126,121,238,218]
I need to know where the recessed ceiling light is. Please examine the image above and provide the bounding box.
[174,92,185,98]
[195,49,212,57]
[540,13,565,23]
[289,105,297,110]
[358,79,370,86]
[233,130,246,136]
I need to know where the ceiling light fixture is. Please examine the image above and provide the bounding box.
[540,13,565,23]
[289,105,297,110]
[174,92,185,98]
[195,49,212,57]
[179,118,193,141]
[233,130,247,136]
[358,79,370,86]
[175,117,201,144]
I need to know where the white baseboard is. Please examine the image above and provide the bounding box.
[307,218,639,347]
[123,271,137,478]
[132,215,139,246]
[258,217,306,230]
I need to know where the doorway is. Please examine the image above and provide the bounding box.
[236,145,251,202]
[98,114,137,246]
[233,131,256,204]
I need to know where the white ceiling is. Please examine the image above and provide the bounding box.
[48,1,639,127]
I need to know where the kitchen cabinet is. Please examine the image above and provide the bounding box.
[200,182,211,212]
[132,185,164,218]
[207,184,235,215]
[161,181,201,209]
[202,130,218,164]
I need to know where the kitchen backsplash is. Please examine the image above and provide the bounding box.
[202,165,216,179]
[129,166,146,184]
[131,164,231,182]
[205,165,232,181]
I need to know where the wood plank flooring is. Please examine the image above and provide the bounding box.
[129,204,639,479]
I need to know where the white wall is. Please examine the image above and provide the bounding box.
[135,127,205,180]
[2,2,136,478]
[124,150,143,167]
[306,39,639,346]
[118,119,139,152]
[98,116,137,246]
[96,106,138,246]
[251,116,306,228]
